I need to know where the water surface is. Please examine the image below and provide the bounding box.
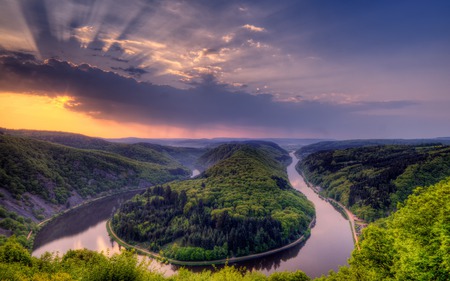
[33,154,354,278]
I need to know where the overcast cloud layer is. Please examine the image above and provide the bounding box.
[1,0,450,138]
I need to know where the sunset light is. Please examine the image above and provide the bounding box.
[1,2,450,280]
[0,0,449,138]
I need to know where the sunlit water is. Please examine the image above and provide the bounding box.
[191,169,200,178]
[33,154,354,278]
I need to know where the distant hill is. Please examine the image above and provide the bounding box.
[297,138,450,158]
[112,142,314,261]
[2,128,206,169]
[195,140,291,171]
[297,144,450,221]
[107,136,329,150]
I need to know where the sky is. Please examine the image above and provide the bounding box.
[1,0,449,139]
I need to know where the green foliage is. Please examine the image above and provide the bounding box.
[114,143,314,261]
[296,139,450,158]
[268,271,310,281]
[0,206,35,248]
[196,141,291,170]
[0,236,32,266]
[4,128,207,169]
[319,177,450,280]
[298,144,450,221]
[0,236,311,280]
[0,134,190,207]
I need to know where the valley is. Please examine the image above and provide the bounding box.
[1,130,449,280]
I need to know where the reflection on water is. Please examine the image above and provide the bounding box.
[177,153,354,278]
[32,156,354,278]
[33,191,140,257]
[191,169,200,178]
[32,190,176,275]
[34,219,121,257]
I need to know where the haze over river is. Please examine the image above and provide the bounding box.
[33,153,354,278]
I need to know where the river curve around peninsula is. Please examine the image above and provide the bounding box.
[32,153,354,278]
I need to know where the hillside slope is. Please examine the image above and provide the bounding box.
[297,138,450,158]
[112,142,314,261]
[0,177,448,281]
[316,177,450,281]
[3,128,206,169]
[195,140,291,171]
[0,134,190,233]
[297,144,450,221]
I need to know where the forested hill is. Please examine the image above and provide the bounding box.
[0,133,191,225]
[195,140,291,171]
[297,138,450,158]
[316,177,450,281]
[112,142,314,261]
[2,128,206,169]
[297,144,450,221]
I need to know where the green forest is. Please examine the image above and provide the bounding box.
[112,143,315,261]
[316,176,450,281]
[1,131,449,279]
[3,128,206,169]
[0,134,190,203]
[1,175,448,280]
[0,132,200,246]
[297,144,450,221]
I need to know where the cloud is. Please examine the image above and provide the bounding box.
[0,51,422,138]
[1,1,449,138]
[111,66,149,77]
[242,24,266,32]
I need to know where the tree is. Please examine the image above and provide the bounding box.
[0,236,32,266]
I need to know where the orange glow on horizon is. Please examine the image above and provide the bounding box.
[0,92,298,139]
[0,93,197,138]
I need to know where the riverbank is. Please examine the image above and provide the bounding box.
[32,154,354,278]
[106,217,316,266]
[296,172,362,250]
[29,187,147,247]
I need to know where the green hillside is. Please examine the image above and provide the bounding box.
[195,141,291,170]
[1,175,448,281]
[112,143,314,261]
[3,129,206,169]
[297,144,450,221]
[296,138,450,158]
[0,133,192,244]
[317,177,450,281]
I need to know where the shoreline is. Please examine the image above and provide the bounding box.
[28,187,147,247]
[295,164,361,250]
[106,217,316,266]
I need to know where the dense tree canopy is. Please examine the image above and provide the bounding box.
[316,177,450,280]
[0,133,193,245]
[0,134,191,203]
[298,144,450,221]
[0,236,311,281]
[1,176,448,280]
[113,143,314,261]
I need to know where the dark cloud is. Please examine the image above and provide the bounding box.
[2,1,449,138]
[0,52,417,137]
[111,66,149,77]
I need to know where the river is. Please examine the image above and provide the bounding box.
[32,153,354,278]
